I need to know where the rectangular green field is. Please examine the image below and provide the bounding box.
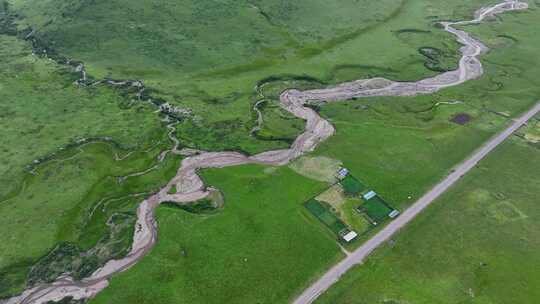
[340,175,366,196]
[361,196,393,223]
[305,199,348,234]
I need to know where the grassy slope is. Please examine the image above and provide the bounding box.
[6,0,491,153]
[315,130,540,304]
[91,165,343,304]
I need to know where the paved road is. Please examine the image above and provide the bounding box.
[293,101,540,304]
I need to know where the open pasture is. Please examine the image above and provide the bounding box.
[316,132,540,304]
[2,0,540,302]
[5,0,496,154]
[90,165,343,304]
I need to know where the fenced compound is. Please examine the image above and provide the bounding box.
[304,170,399,242]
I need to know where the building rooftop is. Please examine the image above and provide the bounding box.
[342,231,358,242]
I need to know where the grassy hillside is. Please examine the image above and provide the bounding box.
[315,124,540,304]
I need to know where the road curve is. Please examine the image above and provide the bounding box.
[292,101,540,304]
[2,1,530,303]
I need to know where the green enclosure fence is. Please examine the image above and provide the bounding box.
[360,196,393,223]
[305,199,348,235]
[340,175,366,196]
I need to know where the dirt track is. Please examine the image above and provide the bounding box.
[2,1,530,303]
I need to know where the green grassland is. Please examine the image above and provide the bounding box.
[0,6,183,297]
[90,165,343,304]
[340,199,372,236]
[4,0,495,153]
[1,0,540,302]
[360,196,394,223]
[305,199,349,236]
[340,175,366,196]
[315,127,540,304]
[0,33,164,199]
[0,140,181,298]
[312,1,540,208]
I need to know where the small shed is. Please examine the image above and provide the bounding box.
[337,168,349,179]
[341,230,358,242]
[389,210,400,219]
[363,190,377,200]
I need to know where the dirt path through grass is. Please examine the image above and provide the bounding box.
[2,1,530,303]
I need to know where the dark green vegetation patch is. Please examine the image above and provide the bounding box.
[359,196,394,224]
[3,0,482,154]
[162,191,224,215]
[27,212,135,286]
[0,10,182,296]
[340,175,366,196]
[47,297,86,304]
[418,46,457,72]
[163,200,216,214]
[305,199,349,235]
